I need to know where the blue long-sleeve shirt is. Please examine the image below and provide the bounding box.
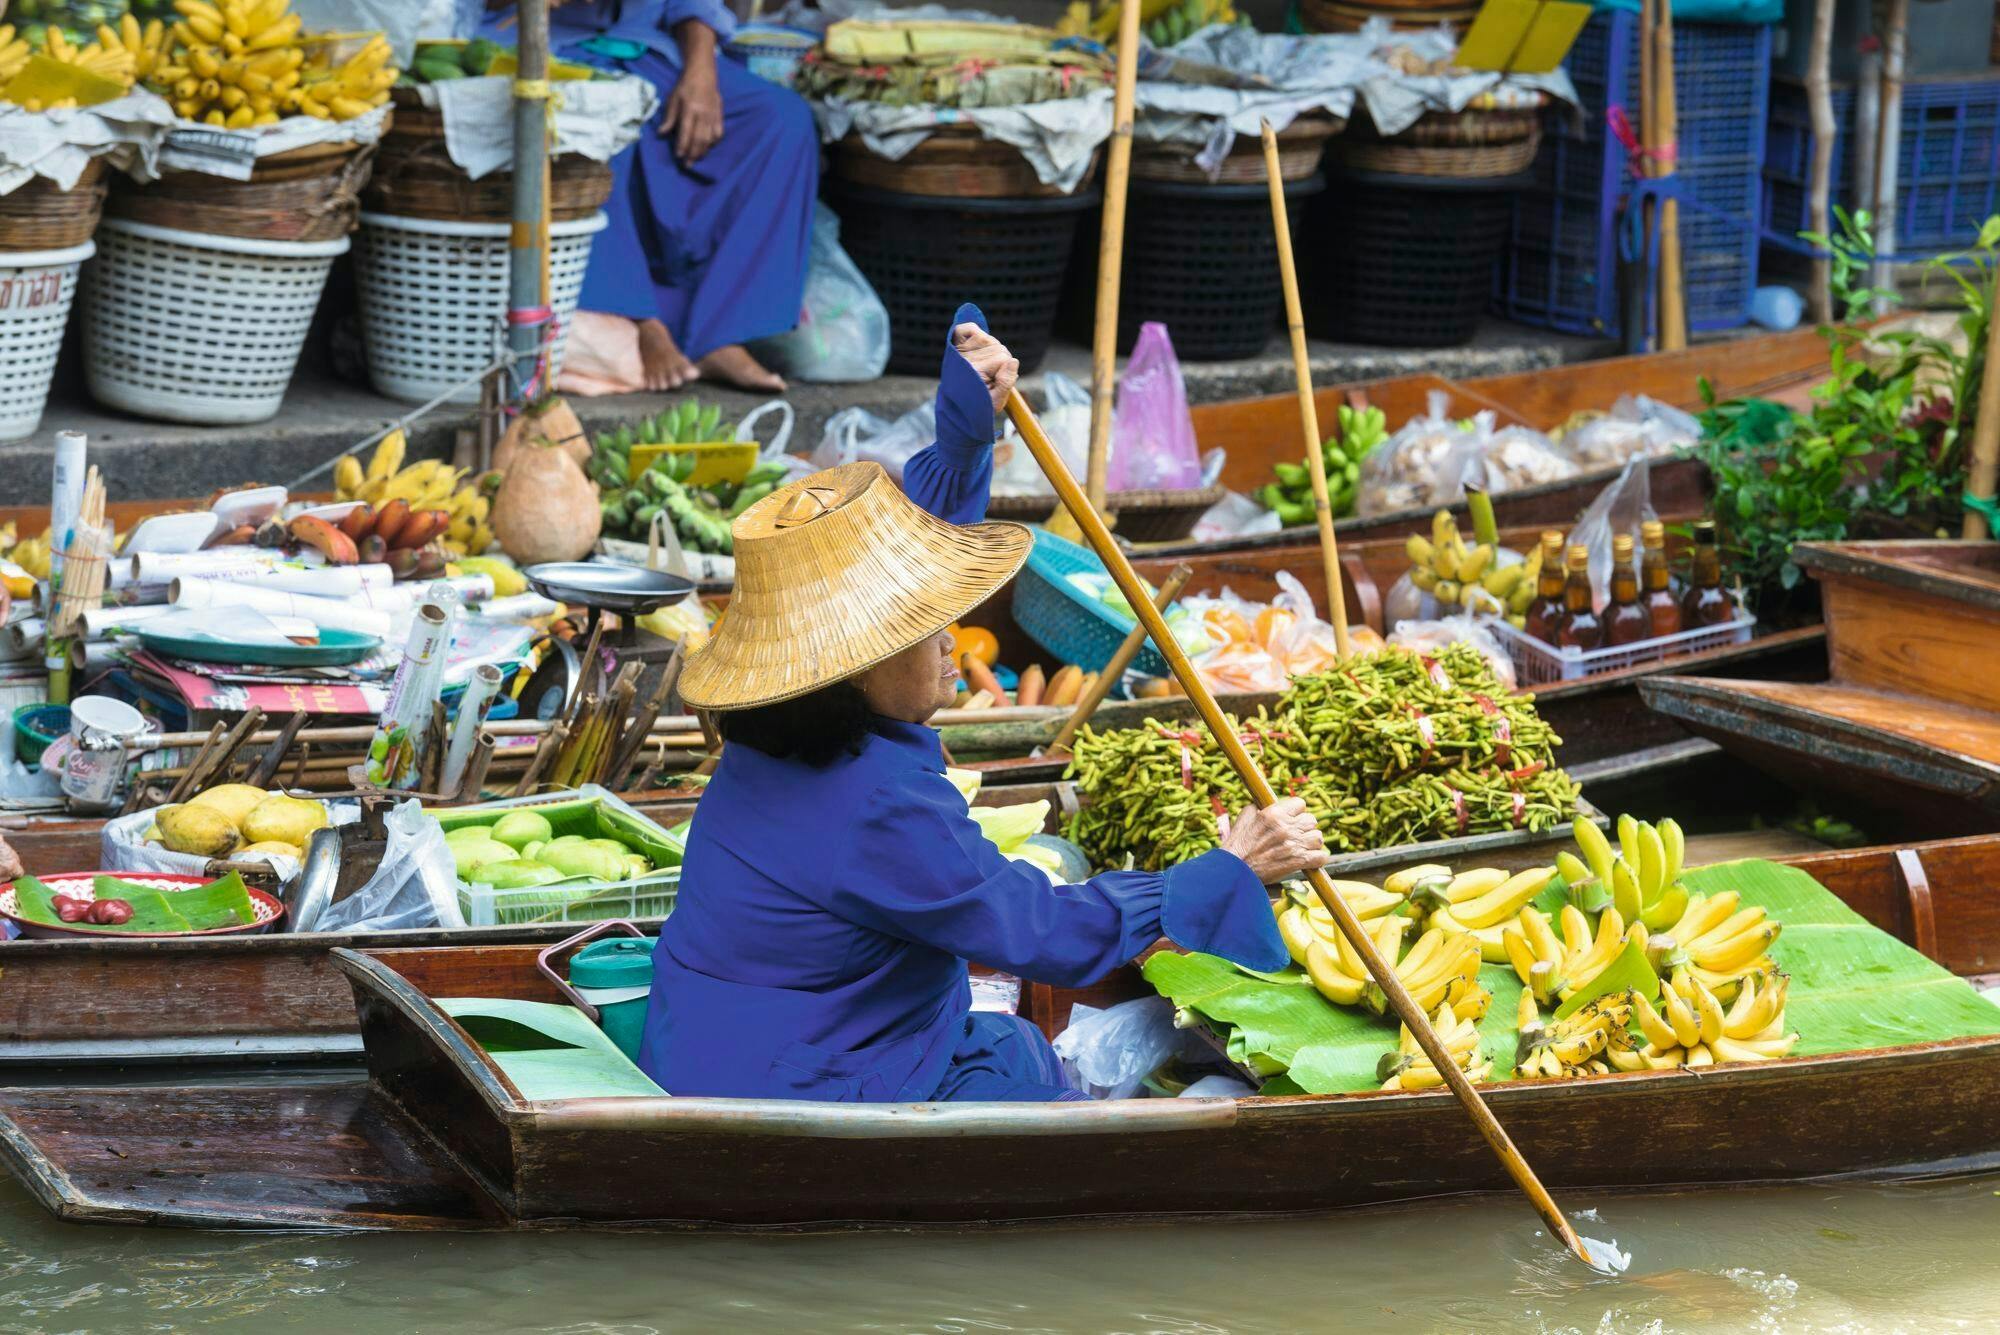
[635,304,1288,1102]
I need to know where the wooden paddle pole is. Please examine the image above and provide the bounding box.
[1085,0,1144,515]
[1960,288,2000,538]
[1260,121,1352,660]
[1005,386,1591,1266]
[1046,562,1192,755]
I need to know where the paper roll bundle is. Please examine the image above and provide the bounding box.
[49,432,86,584]
[80,604,180,637]
[440,662,503,796]
[365,603,451,789]
[230,564,395,598]
[169,578,392,639]
[135,549,309,585]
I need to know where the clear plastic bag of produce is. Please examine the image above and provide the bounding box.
[101,797,362,880]
[1183,571,1364,693]
[1453,423,1579,498]
[812,400,936,481]
[1052,997,1215,1101]
[1387,615,1518,689]
[1357,392,1491,516]
[1108,322,1203,492]
[746,203,890,384]
[315,800,466,933]
[1563,455,1657,613]
[991,372,1091,497]
[1191,489,1282,543]
[1551,394,1703,470]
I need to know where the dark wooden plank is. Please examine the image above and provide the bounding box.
[0,1081,505,1230]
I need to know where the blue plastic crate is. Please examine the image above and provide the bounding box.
[1763,73,2000,257]
[1496,11,1771,335]
[1009,529,1173,678]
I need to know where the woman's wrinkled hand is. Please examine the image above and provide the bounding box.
[953,322,1020,414]
[661,67,724,164]
[1219,798,1328,885]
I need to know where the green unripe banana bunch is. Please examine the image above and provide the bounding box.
[1256,403,1388,528]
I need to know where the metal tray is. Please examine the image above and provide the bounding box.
[525,562,695,615]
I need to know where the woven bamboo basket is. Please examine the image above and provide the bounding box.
[366,89,612,222]
[986,484,1224,541]
[0,159,107,250]
[1299,0,1479,32]
[1338,103,1548,178]
[1132,114,1343,183]
[833,127,1101,199]
[107,140,378,242]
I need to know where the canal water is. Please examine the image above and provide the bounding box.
[6,1167,1999,1332]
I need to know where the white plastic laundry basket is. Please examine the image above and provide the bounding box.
[0,240,93,440]
[82,218,348,425]
[354,210,607,405]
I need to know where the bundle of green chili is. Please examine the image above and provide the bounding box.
[1064,643,1578,870]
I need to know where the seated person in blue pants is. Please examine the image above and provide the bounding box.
[483,0,818,392]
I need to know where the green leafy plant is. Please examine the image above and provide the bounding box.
[1690,209,1998,604]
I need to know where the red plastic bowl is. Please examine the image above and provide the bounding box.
[0,871,286,940]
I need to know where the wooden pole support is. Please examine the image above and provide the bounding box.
[1047,562,1193,755]
[1083,0,1145,516]
[1260,120,1352,660]
[1960,282,2000,538]
[1003,385,1590,1267]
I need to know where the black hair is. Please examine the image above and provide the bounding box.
[715,681,875,766]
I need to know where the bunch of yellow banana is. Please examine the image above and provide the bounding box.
[94,16,171,82]
[293,31,394,121]
[1627,967,1797,1069]
[0,27,33,86]
[146,0,309,126]
[0,523,48,596]
[1647,890,1782,1000]
[1369,925,1488,1019]
[41,26,138,86]
[1408,864,1558,962]
[1272,879,1406,966]
[1299,910,1406,1007]
[335,434,496,555]
[1403,509,1539,624]
[1378,999,1490,1091]
[1562,813,1690,934]
[1501,903,1632,1006]
[1515,988,1638,1078]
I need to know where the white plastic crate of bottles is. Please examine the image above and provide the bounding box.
[1486,612,1755,685]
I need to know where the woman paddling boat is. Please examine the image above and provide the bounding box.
[643,306,1330,1102]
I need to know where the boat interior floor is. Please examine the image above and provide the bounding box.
[1669,680,2000,767]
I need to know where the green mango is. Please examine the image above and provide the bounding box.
[452,838,520,881]
[536,841,629,882]
[462,37,503,75]
[479,859,567,890]
[492,809,554,850]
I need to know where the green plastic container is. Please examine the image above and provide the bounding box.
[568,937,654,1062]
[13,704,68,767]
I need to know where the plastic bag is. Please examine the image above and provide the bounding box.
[991,372,1091,497]
[101,797,360,879]
[1108,322,1203,492]
[1565,455,1656,612]
[745,203,891,384]
[1182,572,1383,693]
[1388,616,1518,689]
[315,800,466,933]
[1358,392,1489,516]
[1190,489,1283,544]
[1052,997,1213,1100]
[1457,424,1579,496]
[812,400,936,481]
[1553,394,1703,470]
[735,400,814,483]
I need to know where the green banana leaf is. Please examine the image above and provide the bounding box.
[1143,859,2000,1096]
[440,997,663,1101]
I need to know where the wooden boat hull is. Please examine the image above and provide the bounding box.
[3,953,1994,1232]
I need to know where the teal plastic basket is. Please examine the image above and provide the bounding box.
[1009,528,1172,677]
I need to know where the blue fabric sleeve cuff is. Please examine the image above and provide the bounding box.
[933,300,998,469]
[1160,849,1289,974]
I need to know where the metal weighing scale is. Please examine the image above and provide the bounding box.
[515,562,697,723]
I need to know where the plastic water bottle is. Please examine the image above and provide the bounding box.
[1750,285,1805,331]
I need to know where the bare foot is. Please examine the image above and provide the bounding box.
[637,319,699,391]
[695,344,787,394]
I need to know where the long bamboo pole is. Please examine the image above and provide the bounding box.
[1654,1,1686,351]
[1261,121,1352,660]
[1959,284,2000,538]
[1083,0,1144,514]
[1805,0,1837,322]
[1004,385,1591,1266]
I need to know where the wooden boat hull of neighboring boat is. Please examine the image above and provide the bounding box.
[1,939,1995,1233]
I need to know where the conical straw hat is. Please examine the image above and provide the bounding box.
[680,461,1032,711]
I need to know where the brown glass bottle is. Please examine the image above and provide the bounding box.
[1605,533,1650,646]
[1556,543,1603,650]
[1521,530,1568,644]
[1641,519,1683,638]
[1681,519,1736,627]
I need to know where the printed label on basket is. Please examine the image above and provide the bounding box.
[0,268,67,313]
[160,127,261,181]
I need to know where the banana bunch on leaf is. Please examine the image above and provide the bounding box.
[1406,863,1557,962]
[1401,489,1535,623]
[1255,404,1385,528]
[1560,812,1688,933]
[1627,966,1797,1068]
[1378,998,1490,1091]
[1514,988,1639,1078]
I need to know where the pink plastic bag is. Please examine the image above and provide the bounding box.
[1109,323,1203,492]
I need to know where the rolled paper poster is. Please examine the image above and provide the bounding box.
[365,602,451,789]
[439,662,504,796]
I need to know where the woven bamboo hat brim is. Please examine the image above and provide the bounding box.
[680,461,1032,711]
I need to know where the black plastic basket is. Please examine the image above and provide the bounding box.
[1062,175,1326,361]
[824,180,1098,376]
[1300,169,1522,347]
